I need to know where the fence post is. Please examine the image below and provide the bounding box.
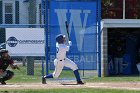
[98,0,101,77]
[22,56,27,66]
[27,57,34,75]
[29,0,36,27]
[45,0,49,75]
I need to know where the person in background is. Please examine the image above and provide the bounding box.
[113,39,125,75]
[0,49,20,85]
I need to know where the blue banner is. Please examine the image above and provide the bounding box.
[50,1,98,70]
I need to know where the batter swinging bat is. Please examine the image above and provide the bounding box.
[65,21,70,41]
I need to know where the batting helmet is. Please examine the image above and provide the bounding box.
[56,34,66,44]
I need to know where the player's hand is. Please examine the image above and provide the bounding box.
[14,65,20,70]
[0,69,4,74]
[68,41,72,46]
[10,64,20,70]
[16,66,20,70]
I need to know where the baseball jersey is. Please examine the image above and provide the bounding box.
[0,58,14,71]
[56,41,72,60]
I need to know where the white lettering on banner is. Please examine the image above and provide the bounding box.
[68,55,73,61]
[6,28,45,56]
[50,55,96,63]
[55,9,91,52]
[80,56,85,62]
[7,40,44,44]
[18,40,44,44]
[50,55,56,63]
[74,55,79,62]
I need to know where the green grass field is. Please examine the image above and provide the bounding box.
[1,64,140,93]
[1,88,140,93]
[7,64,76,83]
[7,64,140,83]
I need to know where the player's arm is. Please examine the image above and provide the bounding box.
[68,41,72,46]
[0,69,4,74]
[9,60,20,70]
[10,64,20,70]
[65,41,72,51]
[0,63,4,74]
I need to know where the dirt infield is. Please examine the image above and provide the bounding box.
[1,82,140,90]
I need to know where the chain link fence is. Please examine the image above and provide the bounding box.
[0,0,101,84]
[0,0,46,83]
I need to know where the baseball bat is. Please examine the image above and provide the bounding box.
[65,21,70,41]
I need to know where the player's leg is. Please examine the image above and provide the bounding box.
[64,58,84,84]
[114,58,119,74]
[119,58,123,74]
[0,70,14,85]
[0,71,7,84]
[46,59,64,78]
[43,59,64,84]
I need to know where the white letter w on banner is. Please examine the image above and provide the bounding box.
[55,9,91,51]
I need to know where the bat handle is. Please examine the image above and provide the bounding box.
[68,36,70,41]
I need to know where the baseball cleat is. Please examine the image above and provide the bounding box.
[1,81,6,85]
[77,81,84,85]
[42,76,46,84]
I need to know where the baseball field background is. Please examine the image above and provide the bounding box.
[1,0,140,93]
[0,64,140,93]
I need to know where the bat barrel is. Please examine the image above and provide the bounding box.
[65,21,70,41]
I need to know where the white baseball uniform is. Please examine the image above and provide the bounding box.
[52,41,78,78]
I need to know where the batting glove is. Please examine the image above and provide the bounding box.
[68,41,72,46]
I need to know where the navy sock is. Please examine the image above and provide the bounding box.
[73,70,81,82]
[45,74,53,78]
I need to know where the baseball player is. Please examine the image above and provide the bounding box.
[0,49,20,85]
[42,34,84,84]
